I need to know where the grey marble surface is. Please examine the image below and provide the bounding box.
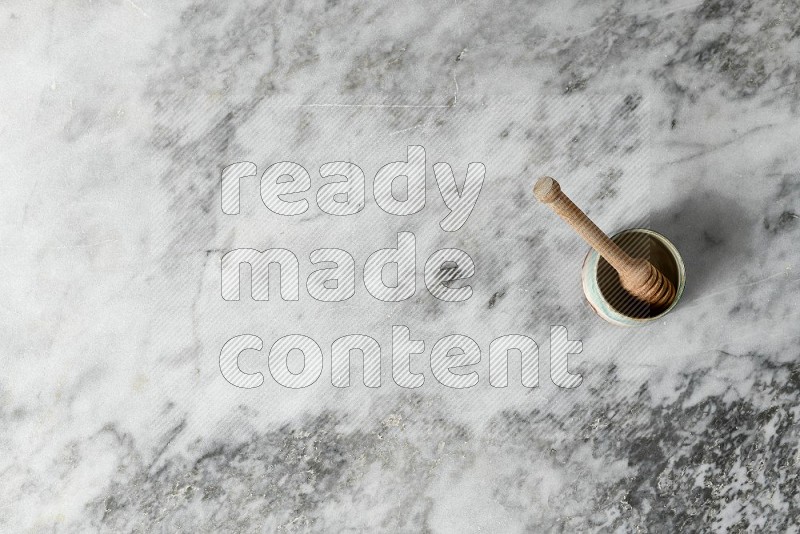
[2,0,800,532]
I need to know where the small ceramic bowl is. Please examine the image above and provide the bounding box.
[581,228,685,326]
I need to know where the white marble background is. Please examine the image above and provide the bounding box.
[2,0,799,531]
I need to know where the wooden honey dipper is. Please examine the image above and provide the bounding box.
[533,176,676,310]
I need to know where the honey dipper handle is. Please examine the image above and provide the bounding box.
[533,176,638,275]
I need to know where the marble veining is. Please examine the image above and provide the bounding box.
[1,0,799,531]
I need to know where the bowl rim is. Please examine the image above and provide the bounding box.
[582,227,686,326]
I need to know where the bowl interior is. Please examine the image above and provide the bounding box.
[596,230,681,319]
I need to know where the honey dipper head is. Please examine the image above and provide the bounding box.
[533,176,561,203]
